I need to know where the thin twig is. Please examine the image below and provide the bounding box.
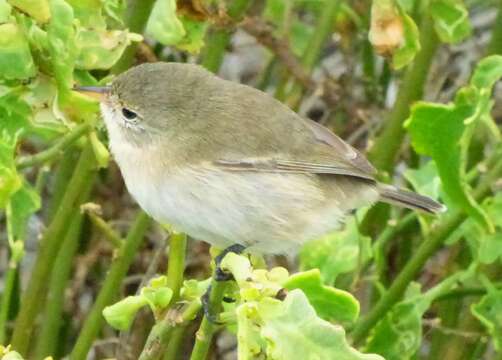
[423,319,485,339]
[241,17,340,107]
[16,122,92,169]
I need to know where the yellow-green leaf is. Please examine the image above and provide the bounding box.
[8,0,50,23]
[430,0,471,44]
[0,22,36,80]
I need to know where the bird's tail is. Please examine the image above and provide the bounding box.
[378,184,446,214]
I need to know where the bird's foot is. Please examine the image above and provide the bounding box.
[202,244,246,324]
[213,244,246,281]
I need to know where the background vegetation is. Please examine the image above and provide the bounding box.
[1,0,502,359]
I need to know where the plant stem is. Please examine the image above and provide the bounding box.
[35,173,95,359]
[371,212,416,275]
[69,211,150,360]
[112,0,157,74]
[46,148,79,221]
[283,0,341,108]
[189,279,227,360]
[16,122,92,170]
[11,144,97,355]
[136,230,186,359]
[87,212,123,248]
[486,0,502,55]
[0,260,17,344]
[164,326,187,360]
[200,0,251,72]
[138,300,202,360]
[350,152,502,345]
[166,231,187,303]
[367,14,438,174]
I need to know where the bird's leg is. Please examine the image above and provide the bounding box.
[214,244,246,281]
[202,244,246,324]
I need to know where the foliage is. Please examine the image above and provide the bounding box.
[1,0,502,359]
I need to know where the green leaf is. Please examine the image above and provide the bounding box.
[471,55,502,89]
[220,252,253,283]
[65,0,105,28]
[0,131,21,208]
[466,194,502,264]
[0,22,37,80]
[1,348,24,360]
[430,0,471,43]
[47,0,76,102]
[404,160,444,232]
[0,0,12,23]
[146,0,185,45]
[404,103,485,228]
[263,0,285,24]
[75,29,140,70]
[6,179,40,241]
[236,303,266,359]
[471,283,502,352]
[88,130,110,168]
[8,0,51,23]
[300,215,372,284]
[140,275,173,312]
[284,269,359,324]
[102,295,148,331]
[175,16,206,54]
[146,0,206,53]
[405,55,502,231]
[478,233,502,264]
[0,88,32,136]
[365,283,424,360]
[404,160,442,202]
[141,286,173,312]
[180,278,210,301]
[366,270,473,359]
[258,290,384,360]
[392,10,420,69]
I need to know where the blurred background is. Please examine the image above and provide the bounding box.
[1,0,502,359]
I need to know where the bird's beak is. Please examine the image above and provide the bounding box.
[73,86,111,101]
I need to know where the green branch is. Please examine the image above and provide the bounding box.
[189,279,227,360]
[201,0,252,72]
[11,143,97,355]
[486,0,502,56]
[16,122,92,170]
[112,0,157,74]
[135,230,187,358]
[350,150,502,345]
[367,14,438,174]
[282,0,341,108]
[70,211,151,360]
[138,301,202,360]
[166,231,187,303]
[35,174,96,358]
[87,212,123,248]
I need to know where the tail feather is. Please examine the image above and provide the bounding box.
[378,184,446,214]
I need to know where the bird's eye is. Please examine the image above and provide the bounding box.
[122,107,137,120]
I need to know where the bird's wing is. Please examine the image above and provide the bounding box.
[303,119,376,175]
[213,119,376,181]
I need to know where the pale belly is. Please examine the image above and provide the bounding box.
[110,141,376,254]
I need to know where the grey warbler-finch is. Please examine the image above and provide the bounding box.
[77,62,445,254]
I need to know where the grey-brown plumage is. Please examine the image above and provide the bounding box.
[96,62,445,253]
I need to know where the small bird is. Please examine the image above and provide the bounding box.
[77,62,445,254]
